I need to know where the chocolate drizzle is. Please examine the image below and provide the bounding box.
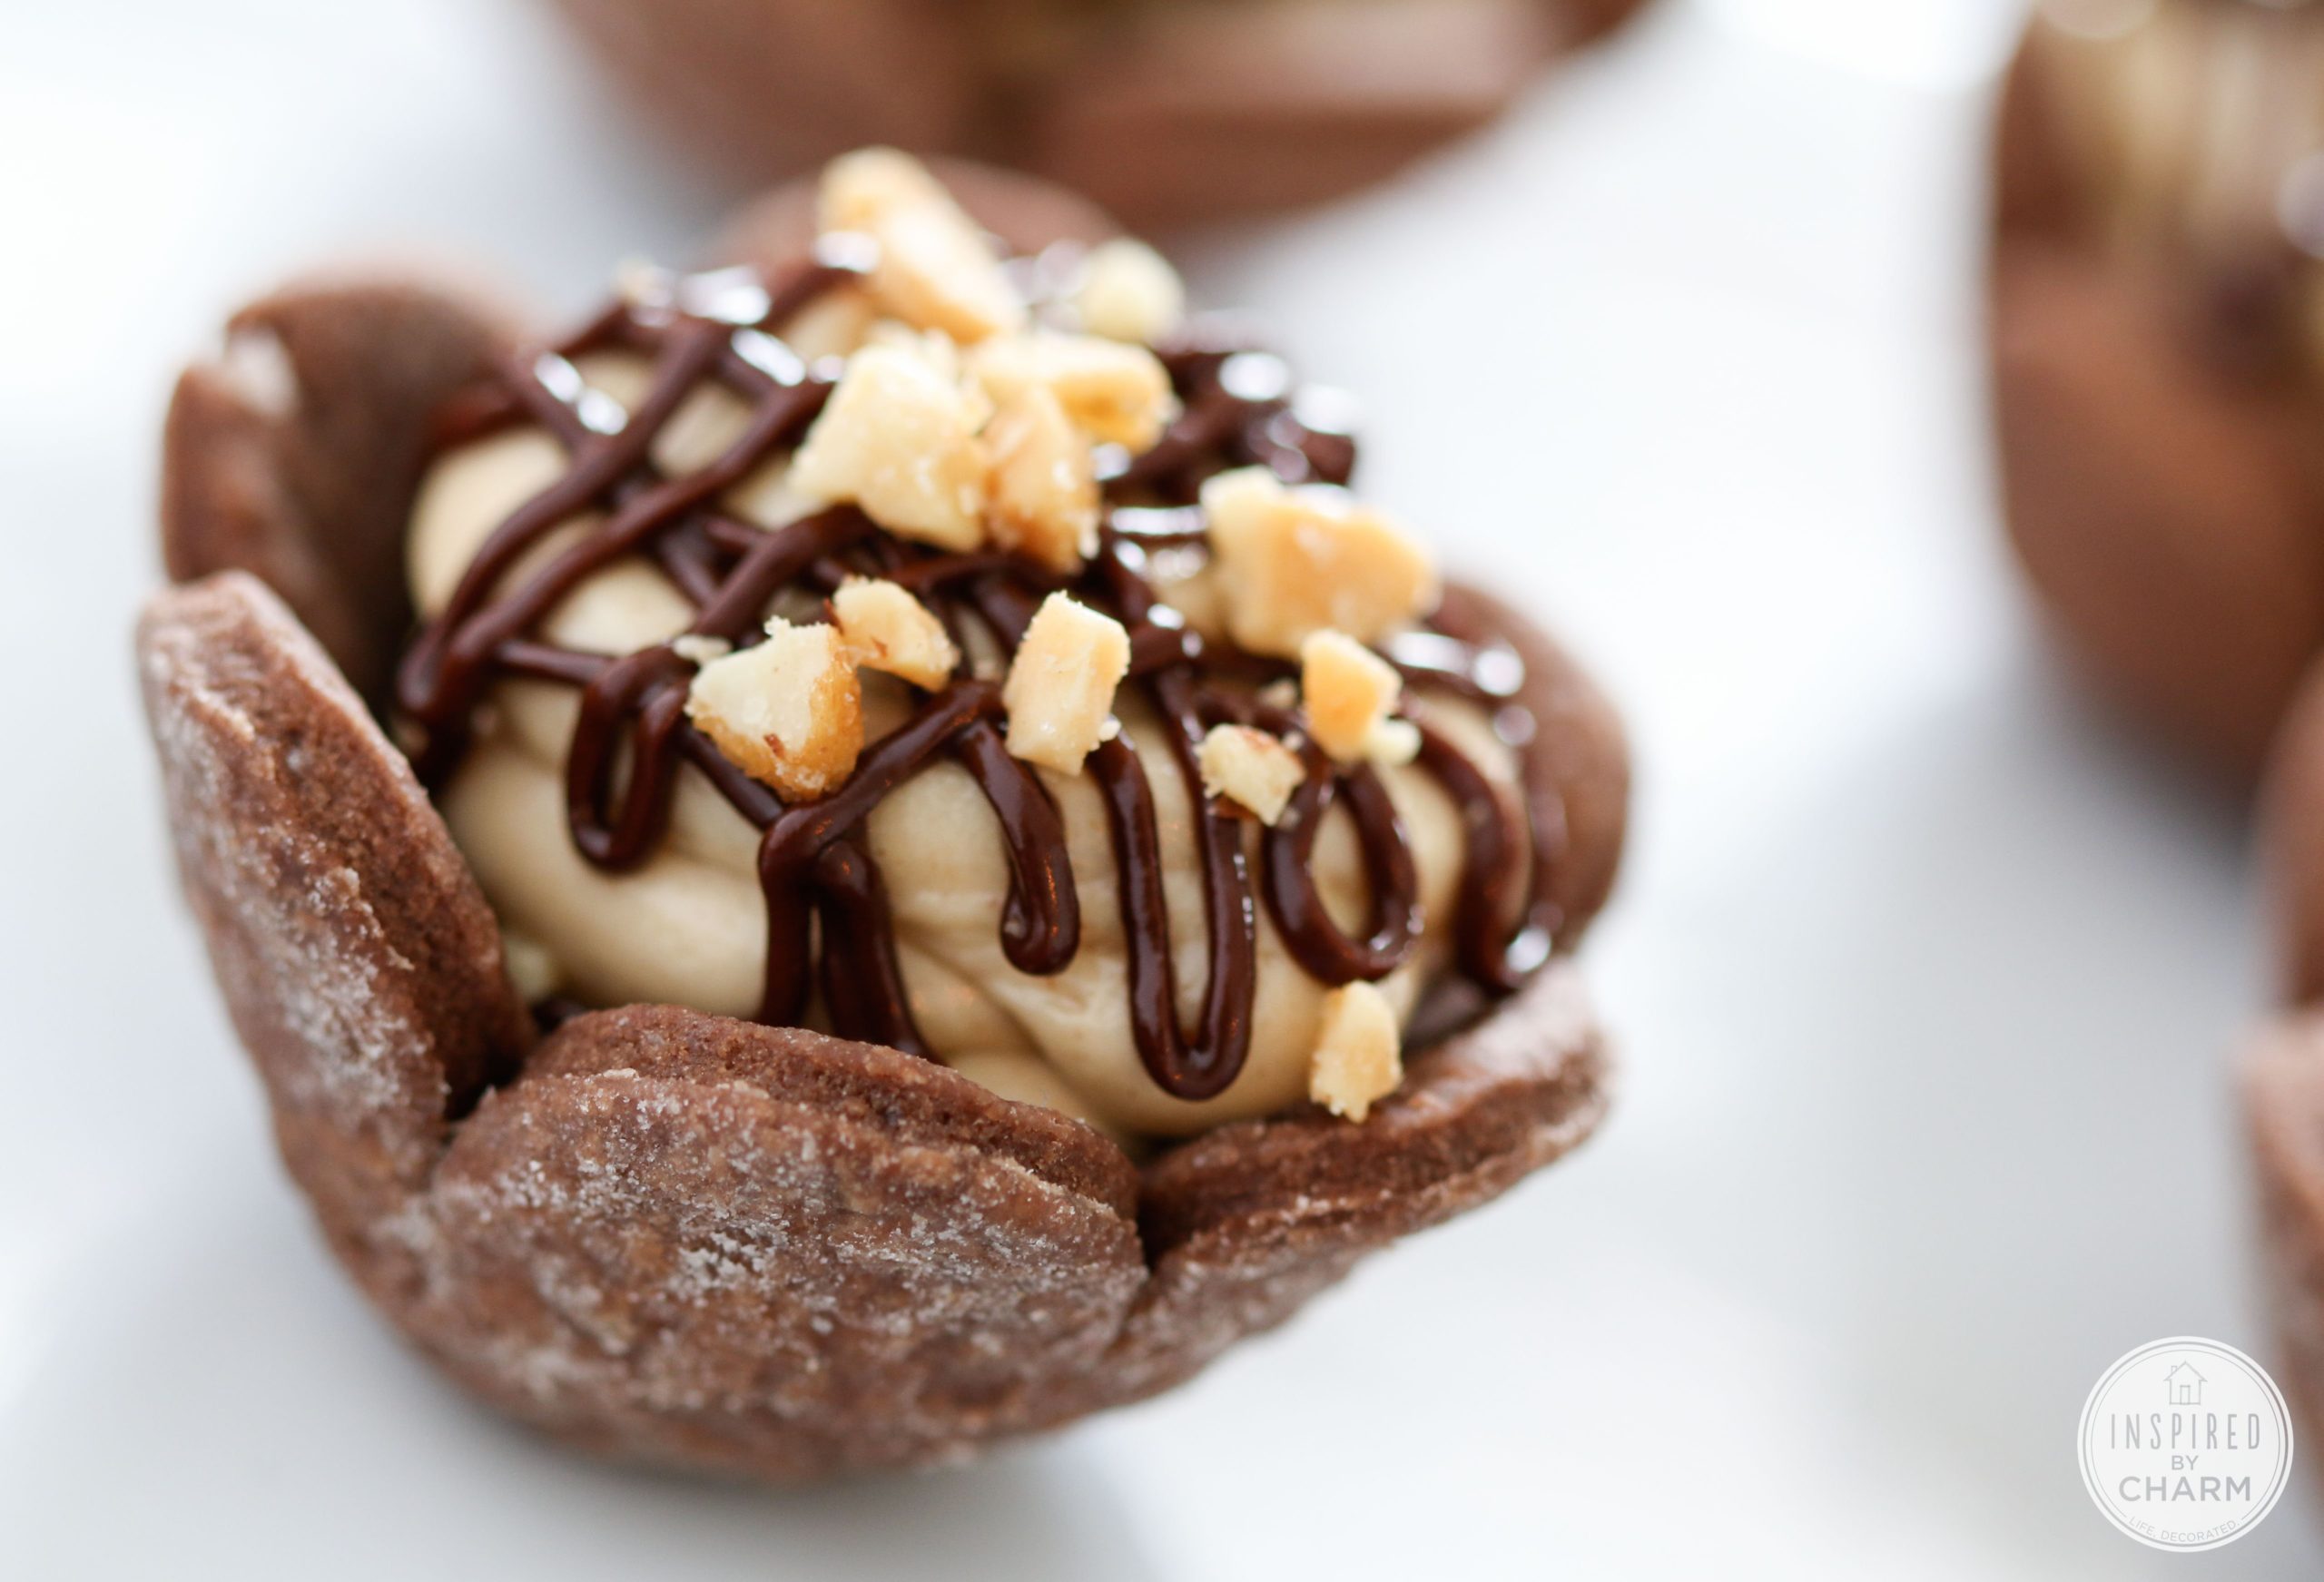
[396,248,1561,1104]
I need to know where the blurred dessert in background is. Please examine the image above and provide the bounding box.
[2000,0,2324,1498]
[1990,0,2324,777]
[541,0,1649,228]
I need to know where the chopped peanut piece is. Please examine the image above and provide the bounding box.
[862,320,997,427]
[1001,593,1131,774]
[1201,467,1439,659]
[790,340,989,550]
[820,147,945,231]
[1196,723,1305,825]
[685,618,865,802]
[985,385,1100,574]
[818,148,1026,343]
[832,576,960,690]
[862,319,964,378]
[1309,981,1403,1122]
[969,329,1176,453]
[1070,238,1186,345]
[1301,630,1417,766]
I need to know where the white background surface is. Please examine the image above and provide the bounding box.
[1,0,2313,1573]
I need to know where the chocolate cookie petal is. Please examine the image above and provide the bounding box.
[162,274,522,702]
[135,572,530,1234]
[1115,959,1607,1400]
[527,1005,1138,1217]
[420,1015,1146,1480]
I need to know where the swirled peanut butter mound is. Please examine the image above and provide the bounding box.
[141,155,1629,1481]
[1994,0,2324,776]
[401,150,1569,1141]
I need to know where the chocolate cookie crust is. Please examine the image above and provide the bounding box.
[139,168,1629,1480]
[162,275,521,705]
[143,574,1613,1479]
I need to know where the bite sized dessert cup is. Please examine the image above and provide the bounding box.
[1990,0,2324,781]
[140,155,1629,1481]
[542,0,1650,229]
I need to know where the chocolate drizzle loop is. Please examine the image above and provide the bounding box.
[1095,673,1260,1102]
[1262,738,1420,987]
[566,645,691,869]
[395,248,1561,1103]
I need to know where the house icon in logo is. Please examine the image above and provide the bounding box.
[2164,1361,2206,1407]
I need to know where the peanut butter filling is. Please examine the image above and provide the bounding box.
[399,151,1556,1139]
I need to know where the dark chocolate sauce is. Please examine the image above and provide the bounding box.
[396,250,1560,1102]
